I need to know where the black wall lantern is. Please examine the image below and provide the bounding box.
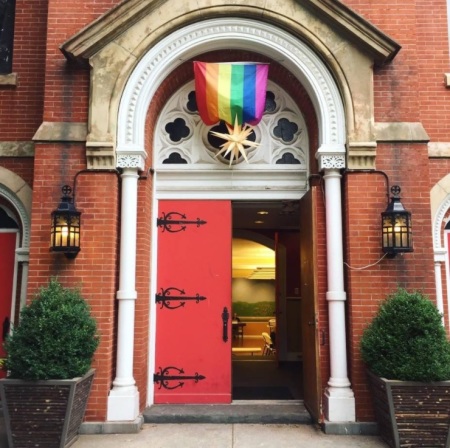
[381,185,413,255]
[50,185,81,258]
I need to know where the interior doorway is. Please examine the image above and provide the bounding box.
[231,201,303,401]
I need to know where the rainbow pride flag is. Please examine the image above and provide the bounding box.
[194,62,269,127]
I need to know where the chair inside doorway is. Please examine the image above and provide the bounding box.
[231,326,302,401]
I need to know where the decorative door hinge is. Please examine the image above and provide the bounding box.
[155,287,207,310]
[154,366,206,390]
[157,211,207,233]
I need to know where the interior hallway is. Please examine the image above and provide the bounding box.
[232,336,303,400]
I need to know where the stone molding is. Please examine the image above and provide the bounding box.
[0,73,17,86]
[374,122,429,143]
[0,141,34,157]
[86,141,116,169]
[346,141,377,169]
[0,168,32,249]
[431,173,450,251]
[61,0,400,65]
[116,18,346,173]
[59,0,405,175]
[428,142,450,158]
[33,122,87,142]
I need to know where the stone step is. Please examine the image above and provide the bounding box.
[143,400,312,424]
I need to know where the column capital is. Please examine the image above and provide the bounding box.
[316,143,346,171]
[117,153,146,171]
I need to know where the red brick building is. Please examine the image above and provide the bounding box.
[1,0,450,433]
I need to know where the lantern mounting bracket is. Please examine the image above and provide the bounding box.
[50,169,120,259]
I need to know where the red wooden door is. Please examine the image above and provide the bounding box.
[154,200,232,403]
[0,232,16,362]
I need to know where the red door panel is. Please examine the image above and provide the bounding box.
[0,232,16,364]
[155,200,232,403]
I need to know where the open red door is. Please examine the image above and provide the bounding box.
[0,231,16,376]
[154,200,232,403]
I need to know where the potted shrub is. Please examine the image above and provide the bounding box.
[360,288,450,448]
[0,279,99,448]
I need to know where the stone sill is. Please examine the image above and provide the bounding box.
[0,73,17,86]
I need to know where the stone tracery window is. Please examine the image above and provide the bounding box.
[154,80,309,197]
[156,81,307,167]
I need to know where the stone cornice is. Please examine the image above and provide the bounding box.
[0,141,34,157]
[0,73,18,86]
[60,0,167,63]
[374,122,429,143]
[301,0,400,64]
[60,0,400,66]
[33,122,88,142]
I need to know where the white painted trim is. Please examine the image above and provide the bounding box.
[147,177,159,406]
[444,232,450,328]
[323,169,355,422]
[9,233,19,330]
[0,183,31,249]
[154,80,309,198]
[432,194,450,329]
[0,184,31,321]
[107,168,140,421]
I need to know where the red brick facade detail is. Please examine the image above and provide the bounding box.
[2,0,450,425]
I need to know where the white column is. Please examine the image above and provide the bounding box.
[107,167,140,421]
[16,247,29,312]
[322,168,356,422]
[434,249,446,326]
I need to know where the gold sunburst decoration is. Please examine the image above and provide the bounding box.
[210,116,259,166]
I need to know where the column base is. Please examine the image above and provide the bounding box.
[107,386,140,421]
[323,387,356,422]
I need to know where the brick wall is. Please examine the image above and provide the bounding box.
[0,158,34,187]
[43,0,120,122]
[344,143,436,420]
[0,0,47,140]
[346,0,450,140]
[27,144,119,421]
[4,0,450,424]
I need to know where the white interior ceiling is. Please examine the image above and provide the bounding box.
[232,238,275,279]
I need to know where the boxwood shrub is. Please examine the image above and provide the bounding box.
[4,279,99,380]
[360,288,450,381]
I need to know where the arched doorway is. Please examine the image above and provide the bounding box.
[0,173,31,377]
[431,175,450,327]
[0,206,19,371]
[57,0,401,424]
[133,19,349,418]
[109,15,354,422]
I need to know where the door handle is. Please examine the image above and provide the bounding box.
[222,307,229,342]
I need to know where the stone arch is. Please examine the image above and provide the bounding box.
[116,18,346,171]
[0,167,32,249]
[430,175,450,326]
[431,174,450,251]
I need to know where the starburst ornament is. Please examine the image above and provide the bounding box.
[210,116,259,166]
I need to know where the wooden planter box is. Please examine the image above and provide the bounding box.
[367,370,450,448]
[0,369,95,448]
